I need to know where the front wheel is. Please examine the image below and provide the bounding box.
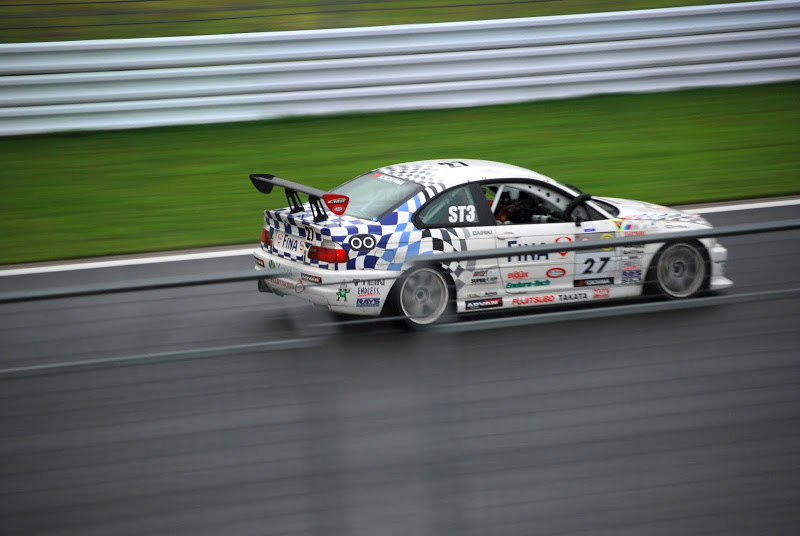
[652,242,707,299]
[395,266,453,327]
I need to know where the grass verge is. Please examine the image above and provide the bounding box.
[0,0,764,43]
[2,82,799,265]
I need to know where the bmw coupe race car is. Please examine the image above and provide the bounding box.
[251,159,732,325]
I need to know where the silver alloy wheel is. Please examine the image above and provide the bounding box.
[656,242,706,298]
[398,267,450,325]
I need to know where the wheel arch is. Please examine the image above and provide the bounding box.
[645,238,711,296]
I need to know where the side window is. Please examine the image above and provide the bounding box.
[487,181,605,224]
[416,185,486,227]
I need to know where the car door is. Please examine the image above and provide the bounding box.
[413,183,502,310]
[485,181,619,298]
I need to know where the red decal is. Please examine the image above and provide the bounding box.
[555,236,573,257]
[323,194,349,216]
[593,288,610,299]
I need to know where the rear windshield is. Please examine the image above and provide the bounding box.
[331,171,423,221]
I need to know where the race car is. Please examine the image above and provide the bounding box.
[251,159,732,326]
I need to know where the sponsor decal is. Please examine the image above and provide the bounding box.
[506,240,550,262]
[622,257,642,269]
[546,267,567,278]
[555,236,573,257]
[506,280,549,289]
[323,194,349,216]
[472,229,493,236]
[558,292,589,301]
[593,288,611,299]
[352,279,386,286]
[266,259,292,276]
[623,247,646,255]
[507,271,529,280]
[275,232,299,252]
[470,269,499,285]
[348,234,377,251]
[467,291,499,298]
[611,219,624,231]
[512,295,555,306]
[268,278,295,289]
[357,298,381,307]
[336,288,350,301]
[357,286,381,297]
[301,273,321,283]
[465,297,503,310]
[622,268,643,284]
[575,277,614,287]
[372,172,405,185]
[583,227,596,233]
[624,231,645,236]
[600,233,614,251]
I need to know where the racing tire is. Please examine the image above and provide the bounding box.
[650,241,707,299]
[394,266,454,328]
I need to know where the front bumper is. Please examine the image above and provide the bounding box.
[253,247,398,316]
[705,240,734,291]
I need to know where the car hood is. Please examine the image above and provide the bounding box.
[594,196,712,227]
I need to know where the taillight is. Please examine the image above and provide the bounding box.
[261,228,272,247]
[308,240,349,263]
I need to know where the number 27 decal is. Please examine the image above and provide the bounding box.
[582,257,611,274]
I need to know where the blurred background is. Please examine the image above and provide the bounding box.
[1,1,800,535]
[0,0,765,42]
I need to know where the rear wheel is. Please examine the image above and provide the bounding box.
[652,242,707,299]
[395,266,453,326]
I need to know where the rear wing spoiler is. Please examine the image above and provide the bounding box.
[250,174,349,222]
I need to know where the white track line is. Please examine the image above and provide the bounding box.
[0,248,255,277]
[2,197,799,277]
[682,197,800,214]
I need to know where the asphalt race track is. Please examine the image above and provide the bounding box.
[1,203,799,535]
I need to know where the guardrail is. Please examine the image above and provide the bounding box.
[1,0,799,136]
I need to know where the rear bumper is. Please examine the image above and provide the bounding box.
[253,248,398,315]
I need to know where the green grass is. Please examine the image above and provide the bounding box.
[2,82,799,265]
[0,0,765,43]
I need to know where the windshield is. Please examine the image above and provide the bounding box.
[331,171,423,221]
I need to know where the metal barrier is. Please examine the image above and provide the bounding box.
[1,0,800,135]
[2,217,799,378]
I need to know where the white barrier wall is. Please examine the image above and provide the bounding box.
[1,0,799,135]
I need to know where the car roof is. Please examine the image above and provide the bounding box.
[375,159,559,191]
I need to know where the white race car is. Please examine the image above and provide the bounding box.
[252,159,732,325]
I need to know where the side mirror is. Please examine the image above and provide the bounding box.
[574,215,584,227]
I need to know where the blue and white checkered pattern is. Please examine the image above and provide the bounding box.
[263,162,473,275]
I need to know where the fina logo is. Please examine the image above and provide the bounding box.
[349,234,377,251]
